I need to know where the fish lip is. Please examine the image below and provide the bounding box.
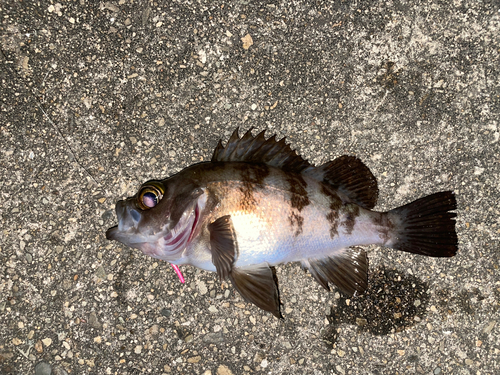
[106,226,118,241]
[105,224,147,247]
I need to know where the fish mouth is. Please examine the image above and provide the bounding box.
[105,206,199,255]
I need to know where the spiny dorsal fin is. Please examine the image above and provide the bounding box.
[211,128,311,173]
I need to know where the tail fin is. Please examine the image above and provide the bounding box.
[388,191,458,257]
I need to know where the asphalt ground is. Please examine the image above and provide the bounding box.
[1,1,499,374]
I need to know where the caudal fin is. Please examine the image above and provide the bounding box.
[388,191,458,257]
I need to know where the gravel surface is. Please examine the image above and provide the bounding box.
[1,1,499,374]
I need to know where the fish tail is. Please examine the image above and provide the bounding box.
[387,191,458,257]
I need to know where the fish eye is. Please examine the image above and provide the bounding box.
[137,183,164,210]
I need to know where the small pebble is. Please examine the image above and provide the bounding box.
[188,356,201,363]
[217,364,234,375]
[197,281,208,295]
[160,308,171,317]
[34,361,52,375]
[241,34,253,50]
[35,340,43,353]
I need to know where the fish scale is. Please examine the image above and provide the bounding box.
[106,128,458,318]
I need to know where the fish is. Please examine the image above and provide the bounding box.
[106,128,458,318]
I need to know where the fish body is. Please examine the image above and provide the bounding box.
[106,129,458,318]
[172,163,382,269]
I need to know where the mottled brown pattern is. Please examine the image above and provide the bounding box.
[321,183,342,210]
[284,173,310,236]
[236,163,270,211]
[371,212,394,244]
[321,183,343,239]
[341,204,360,235]
[326,210,339,238]
[288,211,304,236]
[286,174,310,212]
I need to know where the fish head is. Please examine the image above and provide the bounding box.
[106,177,207,262]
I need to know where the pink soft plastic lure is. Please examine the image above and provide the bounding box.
[171,264,185,283]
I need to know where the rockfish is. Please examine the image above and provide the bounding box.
[106,128,458,318]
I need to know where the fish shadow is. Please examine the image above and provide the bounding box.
[322,266,430,345]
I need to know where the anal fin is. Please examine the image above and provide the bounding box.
[229,264,282,318]
[302,248,368,296]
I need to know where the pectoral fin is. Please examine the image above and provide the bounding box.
[208,215,237,281]
[302,248,368,296]
[229,264,282,319]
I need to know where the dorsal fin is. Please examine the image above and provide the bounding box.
[211,128,311,173]
[304,155,378,209]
